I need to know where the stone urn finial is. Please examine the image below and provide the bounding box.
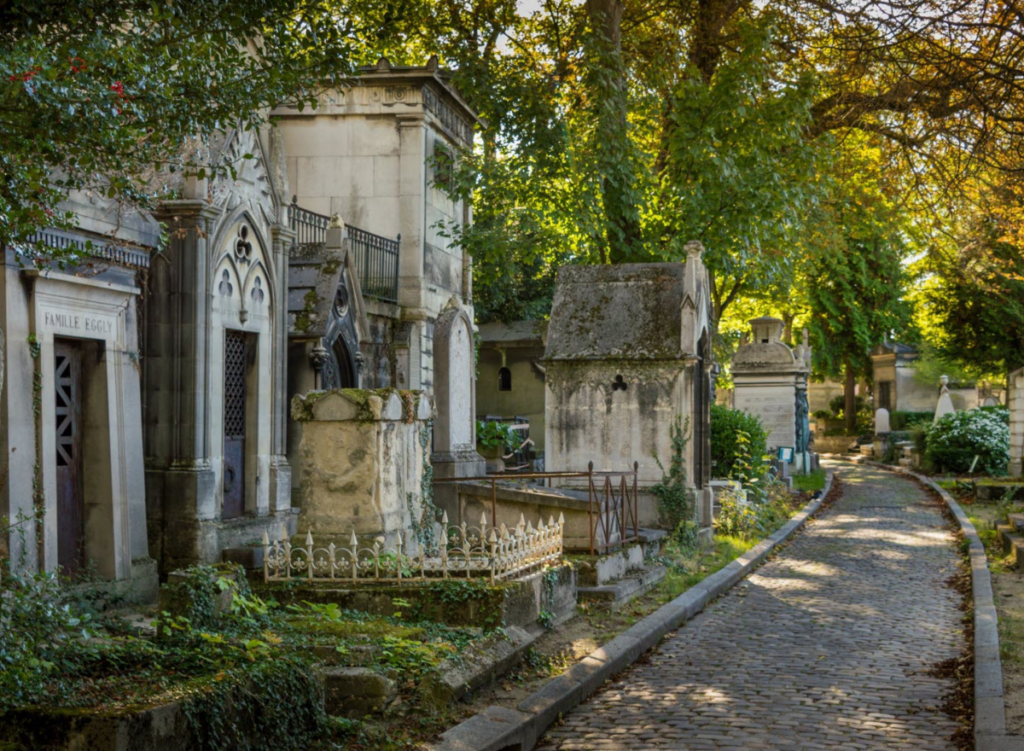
[328,213,345,230]
[684,240,704,260]
[939,374,949,392]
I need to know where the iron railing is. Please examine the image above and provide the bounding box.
[349,225,400,305]
[263,512,563,586]
[434,462,640,555]
[287,198,329,247]
[288,197,400,305]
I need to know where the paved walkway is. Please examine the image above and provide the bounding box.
[539,464,965,750]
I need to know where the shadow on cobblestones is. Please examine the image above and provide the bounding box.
[538,464,968,750]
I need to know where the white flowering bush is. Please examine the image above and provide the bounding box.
[925,407,1010,475]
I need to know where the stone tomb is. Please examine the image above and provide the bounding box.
[543,244,716,528]
[731,318,812,471]
[290,388,433,550]
[144,127,295,574]
[0,252,155,600]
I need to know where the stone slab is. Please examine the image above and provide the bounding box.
[577,564,666,609]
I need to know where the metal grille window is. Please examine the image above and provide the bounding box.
[224,331,247,438]
[55,354,75,467]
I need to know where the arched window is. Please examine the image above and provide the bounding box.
[498,366,512,392]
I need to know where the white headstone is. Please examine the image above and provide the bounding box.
[934,375,956,423]
[875,407,890,435]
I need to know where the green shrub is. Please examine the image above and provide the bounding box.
[652,418,699,550]
[890,411,933,431]
[710,405,768,479]
[828,394,866,418]
[925,407,1010,475]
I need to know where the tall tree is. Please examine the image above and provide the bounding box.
[0,0,362,257]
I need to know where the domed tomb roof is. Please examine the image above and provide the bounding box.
[731,316,806,373]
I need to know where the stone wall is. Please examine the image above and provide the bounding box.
[1010,368,1024,477]
[291,389,434,551]
[545,360,691,486]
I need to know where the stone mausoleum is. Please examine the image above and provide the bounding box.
[275,57,485,494]
[543,243,716,526]
[731,317,812,470]
[0,190,158,600]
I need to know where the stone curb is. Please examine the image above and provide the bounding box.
[855,459,1010,750]
[430,472,837,751]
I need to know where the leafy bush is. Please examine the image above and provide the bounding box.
[714,479,793,540]
[891,411,933,431]
[652,418,699,550]
[475,420,520,452]
[925,407,1010,475]
[710,405,769,479]
[828,394,866,418]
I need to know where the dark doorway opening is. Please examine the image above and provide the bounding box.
[223,330,253,519]
[55,339,85,577]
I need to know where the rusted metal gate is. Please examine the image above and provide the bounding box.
[223,330,248,519]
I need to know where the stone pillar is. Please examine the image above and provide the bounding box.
[934,375,956,423]
[145,200,221,569]
[291,389,434,551]
[1009,368,1023,477]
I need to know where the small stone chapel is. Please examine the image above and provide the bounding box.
[543,243,716,527]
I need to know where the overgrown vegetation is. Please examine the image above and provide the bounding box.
[710,405,768,479]
[651,418,698,551]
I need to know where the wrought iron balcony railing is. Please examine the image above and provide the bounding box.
[288,197,400,305]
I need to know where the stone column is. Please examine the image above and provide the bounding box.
[145,199,222,569]
[269,223,294,515]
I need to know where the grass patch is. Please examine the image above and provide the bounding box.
[792,469,826,492]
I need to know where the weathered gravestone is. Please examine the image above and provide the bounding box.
[875,407,891,435]
[1010,368,1023,477]
[290,389,434,551]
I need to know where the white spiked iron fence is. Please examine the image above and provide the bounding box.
[263,511,564,585]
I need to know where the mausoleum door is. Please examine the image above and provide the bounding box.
[54,339,85,577]
[223,330,251,519]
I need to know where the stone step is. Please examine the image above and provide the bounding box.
[1008,513,1024,532]
[996,525,1024,569]
[577,564,666,610]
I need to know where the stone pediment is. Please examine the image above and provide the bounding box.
[208,128,280,241]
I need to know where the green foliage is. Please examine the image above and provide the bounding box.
[658,17,823,300]
[713,481,794,541]
[891,411,934,431]
[651,418,698,549]
[828,394,866,420]
[710,405,769,479]
[475,420,520,452]
[925,407,1011,475]
[792,469,826,493]
[181,657,326,751]
[0,0,362,258]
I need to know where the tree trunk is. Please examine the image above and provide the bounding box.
[586,0,641,263]
[844,360,857,434]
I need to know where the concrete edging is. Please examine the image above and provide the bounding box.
[856,459,1009,749]
[431,472,837,751]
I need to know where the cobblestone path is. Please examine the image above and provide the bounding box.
[539,464,965,750]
